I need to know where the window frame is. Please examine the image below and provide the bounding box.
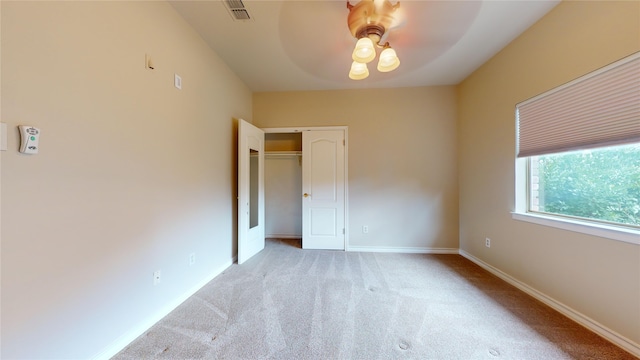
[513,52,640,245]
[513,157,640,245]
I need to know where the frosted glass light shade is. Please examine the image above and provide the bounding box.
[377,47,400,72]
[348,61,369,80]
[352,37,376,63]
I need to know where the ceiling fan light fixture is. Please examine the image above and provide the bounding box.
[352,37,376,63]
[346,0,401,79]
[348,61,369,80]
[377,46,400,72]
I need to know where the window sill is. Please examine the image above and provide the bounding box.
[511,212,639,245]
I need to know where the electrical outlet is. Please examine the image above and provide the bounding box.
[362,225,369,234]
[189,253,196,266]
[485,238,491,248]
[153,270,161,285]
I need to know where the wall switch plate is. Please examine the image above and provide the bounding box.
[0,123,7,151]
[189,253,196,266]
[153,270,161,285]
[174,74,182,89]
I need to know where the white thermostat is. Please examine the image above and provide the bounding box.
[19,125,40,154]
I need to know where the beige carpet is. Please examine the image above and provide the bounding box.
[114,238,636,359]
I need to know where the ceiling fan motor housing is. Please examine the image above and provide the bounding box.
[347,0,399,45]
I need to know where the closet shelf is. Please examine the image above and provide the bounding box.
[265,151,302,157]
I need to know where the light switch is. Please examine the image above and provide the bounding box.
[174,74,182,90]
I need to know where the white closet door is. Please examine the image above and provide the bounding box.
[302,130,345,250]
[238,119,265,264]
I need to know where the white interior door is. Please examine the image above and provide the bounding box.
[302,130,345,250]
[238,119,265,264]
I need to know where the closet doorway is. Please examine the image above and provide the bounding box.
[239,123,348,264]
[264,127,348,251]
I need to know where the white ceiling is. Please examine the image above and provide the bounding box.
[169,0,559,92]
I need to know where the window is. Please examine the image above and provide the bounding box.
[513,52,640,244]
[529,143,639,227]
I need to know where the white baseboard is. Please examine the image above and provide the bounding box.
[92,257,236,360]
[347,245,459,254]
[459,250,640,358]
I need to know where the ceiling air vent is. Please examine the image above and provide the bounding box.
[224,0,253,21]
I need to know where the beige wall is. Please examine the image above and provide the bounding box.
[458,0,640,349]
[1,1,251,358]
[254,87,459,251]
[265,155,303,238]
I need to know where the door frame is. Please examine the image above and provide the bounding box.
[262,126,349,250]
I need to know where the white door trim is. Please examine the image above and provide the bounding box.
[263,126,348,133]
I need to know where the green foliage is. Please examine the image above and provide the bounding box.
[536,143,640,226]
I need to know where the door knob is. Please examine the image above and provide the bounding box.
[303,193,309,198]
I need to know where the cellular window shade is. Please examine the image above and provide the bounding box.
[516,52,640,158]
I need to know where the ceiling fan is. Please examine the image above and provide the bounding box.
[277,0,481,86]
[346,0,405,80]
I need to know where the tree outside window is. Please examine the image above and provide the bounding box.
[530,143,640,227]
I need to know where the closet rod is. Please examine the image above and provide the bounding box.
[265,151,302,157]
